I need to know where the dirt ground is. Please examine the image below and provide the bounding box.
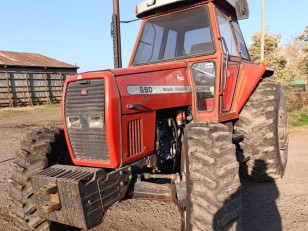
[0,105,307,231]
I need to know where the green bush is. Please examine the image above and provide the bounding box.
[289,107,308,127]
[285,88,308,112]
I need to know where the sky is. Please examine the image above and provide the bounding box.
[0,0,307,73]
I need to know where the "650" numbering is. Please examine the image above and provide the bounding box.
[140,86,153,93]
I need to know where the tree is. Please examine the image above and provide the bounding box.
[287,26,308,78]
[282,26,308,88]
[248,32,290,85]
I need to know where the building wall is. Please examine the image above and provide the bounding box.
[0,67,77,107]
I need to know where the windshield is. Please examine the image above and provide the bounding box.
[133,6,214,65]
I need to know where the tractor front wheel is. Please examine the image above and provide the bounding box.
[183,123,242,230]
[9,127,73,231]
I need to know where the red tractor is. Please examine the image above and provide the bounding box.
[9,0,288,230]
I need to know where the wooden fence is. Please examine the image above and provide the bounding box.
[0,71,73,107]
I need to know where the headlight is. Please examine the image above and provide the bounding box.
[66,117,81,128]
[88,116,104,128]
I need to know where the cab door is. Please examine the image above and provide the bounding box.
[216,8,242,112]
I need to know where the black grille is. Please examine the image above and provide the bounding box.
[65,79,109,161]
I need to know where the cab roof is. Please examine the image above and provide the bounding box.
[136,0,249,19]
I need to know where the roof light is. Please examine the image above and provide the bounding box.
[146,0,156,7]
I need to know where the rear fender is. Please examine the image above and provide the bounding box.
[231,64,270,114]
[263,67,274,78]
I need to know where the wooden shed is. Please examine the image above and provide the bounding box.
[0,51,78,107]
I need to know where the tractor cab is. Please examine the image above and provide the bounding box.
[130,0,260,122]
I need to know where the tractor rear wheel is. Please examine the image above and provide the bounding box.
[9,127,73,231]
[183,123,242,230]
[234,78,288,181]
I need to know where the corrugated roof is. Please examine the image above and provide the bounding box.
[0,50,78,69]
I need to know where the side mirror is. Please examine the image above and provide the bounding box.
[235,0,249,20]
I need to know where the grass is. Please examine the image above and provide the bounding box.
[0,104,60,116]
[289,107,308,127]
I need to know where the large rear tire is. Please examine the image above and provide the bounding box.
[234,78,288,181]
[9,127,72,231]
[183,123,242,231]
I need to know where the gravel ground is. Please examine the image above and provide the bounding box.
[0,105,307,231]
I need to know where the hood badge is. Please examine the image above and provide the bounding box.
[80,88,88,96]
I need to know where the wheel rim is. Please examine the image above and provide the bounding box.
[278,96,288,168]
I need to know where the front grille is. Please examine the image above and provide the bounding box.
[127,119,142,157]
[65,79,110,162]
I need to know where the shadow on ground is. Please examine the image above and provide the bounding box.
[213,159,282,231]
[241,160,282,231]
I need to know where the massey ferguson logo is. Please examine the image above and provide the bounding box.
[80,88,88,96]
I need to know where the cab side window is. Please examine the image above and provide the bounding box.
[232,20,250,60]
[216,9,239,57]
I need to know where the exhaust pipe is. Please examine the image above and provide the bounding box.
[111,0,122,68]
